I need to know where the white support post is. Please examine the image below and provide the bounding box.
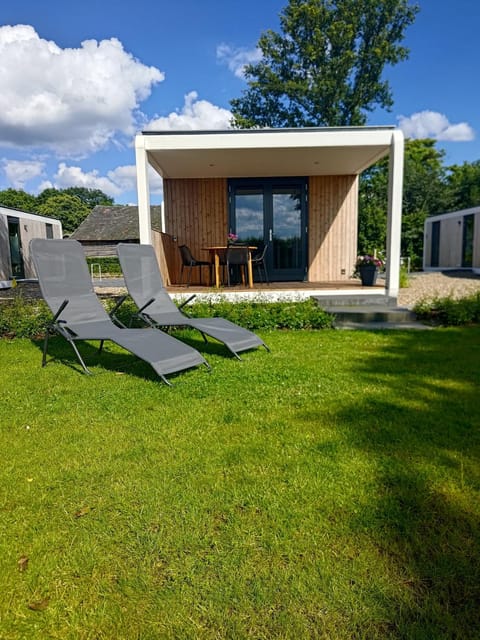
[135,135,152,245]
[385,129,404,300]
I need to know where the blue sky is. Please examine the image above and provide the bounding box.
[0,0,478,204]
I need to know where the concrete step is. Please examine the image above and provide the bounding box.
[316,303,430,330]
[328,305,416,323]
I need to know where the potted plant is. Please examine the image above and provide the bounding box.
[355,254,384,286]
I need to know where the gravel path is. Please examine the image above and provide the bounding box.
[397,270,480,308]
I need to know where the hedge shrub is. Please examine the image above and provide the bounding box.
[0,295,334,339]
[414,292,480,326]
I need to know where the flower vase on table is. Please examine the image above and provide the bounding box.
[355,254,384,286]
[227,233,238,246]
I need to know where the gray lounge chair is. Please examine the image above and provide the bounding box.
[30,238,209,385]
[116,243,269,359]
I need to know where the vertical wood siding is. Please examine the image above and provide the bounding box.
[162,175,358,284]
[163,178,227,284]
[308,175,358,281]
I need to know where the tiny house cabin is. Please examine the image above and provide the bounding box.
[134,127,405,299]
[424,207,480,272]
[0,206,62,286]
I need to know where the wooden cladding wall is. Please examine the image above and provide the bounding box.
[308,175,358,281]
[163,178,228,284]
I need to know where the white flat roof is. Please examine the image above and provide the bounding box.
[137,126,398,179]
[0,206,62,226]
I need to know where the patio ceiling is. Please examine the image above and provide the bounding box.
[138,126,397,179]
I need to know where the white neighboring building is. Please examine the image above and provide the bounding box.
[0,206,63,286]
[423,206,480,273]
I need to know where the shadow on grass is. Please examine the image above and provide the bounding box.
[28,335,210,385]
[299,328,480,637]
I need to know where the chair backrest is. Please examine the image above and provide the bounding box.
[179,244,194,266]
[226,246,249,265]
[30,238,109,325]
[257,242,269,260]
[117,243,179,316]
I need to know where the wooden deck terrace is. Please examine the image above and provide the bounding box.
[166,279,389,303]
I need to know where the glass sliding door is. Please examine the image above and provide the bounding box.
[232,187,264,248]
[462,214,474,267]
[8,218,25,279]
[229,178,307,281]
[430,221,440,268]
[271,185,305,278]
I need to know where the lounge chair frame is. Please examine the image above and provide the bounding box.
[30,239,210,385]
[116,243,270,360]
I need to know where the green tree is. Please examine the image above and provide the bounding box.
[62,187,114,209]
[359,139,448,267]
[36,187,113,209]
[36,194,90,234]
[230,0,418,128]
[0,188,37,213]
[445,161,480,211]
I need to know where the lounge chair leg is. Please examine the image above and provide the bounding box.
[200,331,208,343]
[42,331,50,367]
[69,340,92,374]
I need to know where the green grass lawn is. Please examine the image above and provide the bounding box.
[0,328,479,639]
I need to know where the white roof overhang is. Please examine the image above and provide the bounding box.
[137,126,397,179]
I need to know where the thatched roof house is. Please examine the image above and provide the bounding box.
[71,205,163,256]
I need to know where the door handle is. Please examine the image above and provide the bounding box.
[269,229,273,241]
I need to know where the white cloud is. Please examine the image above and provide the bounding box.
[216,43,262,79]
[39,162,163,200]
[398,111,475,142]
[2,158,45,188]
[51,163,124,197]
[0,24,164,157]
[107,164,164,197]
[145,91,232,131]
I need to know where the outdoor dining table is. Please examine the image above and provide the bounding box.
[204,245,257,289]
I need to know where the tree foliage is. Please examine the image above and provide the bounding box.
[359,139,451,268]
[0,189,37,213]
[0,187,113,234]
[36,194,91,234]
[231,0,418,128]
[36,187,113,209]
[445,161,480,211]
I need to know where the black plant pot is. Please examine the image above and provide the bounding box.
[359,264,378,286]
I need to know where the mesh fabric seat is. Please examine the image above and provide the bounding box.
[30,238,209,385]
[117,243,269,360]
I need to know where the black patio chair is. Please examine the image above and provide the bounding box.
[178,244,210,287]
[251,243,269,283]
[30,238,209,385]
[225,246,249,287]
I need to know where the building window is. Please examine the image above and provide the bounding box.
[46,223,54,239]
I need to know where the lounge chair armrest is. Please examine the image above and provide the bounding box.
[109,295,127,317]
[178,294,196,311]
[53,299,69,322]
[138,297,155,313]
[109,294,128,327]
